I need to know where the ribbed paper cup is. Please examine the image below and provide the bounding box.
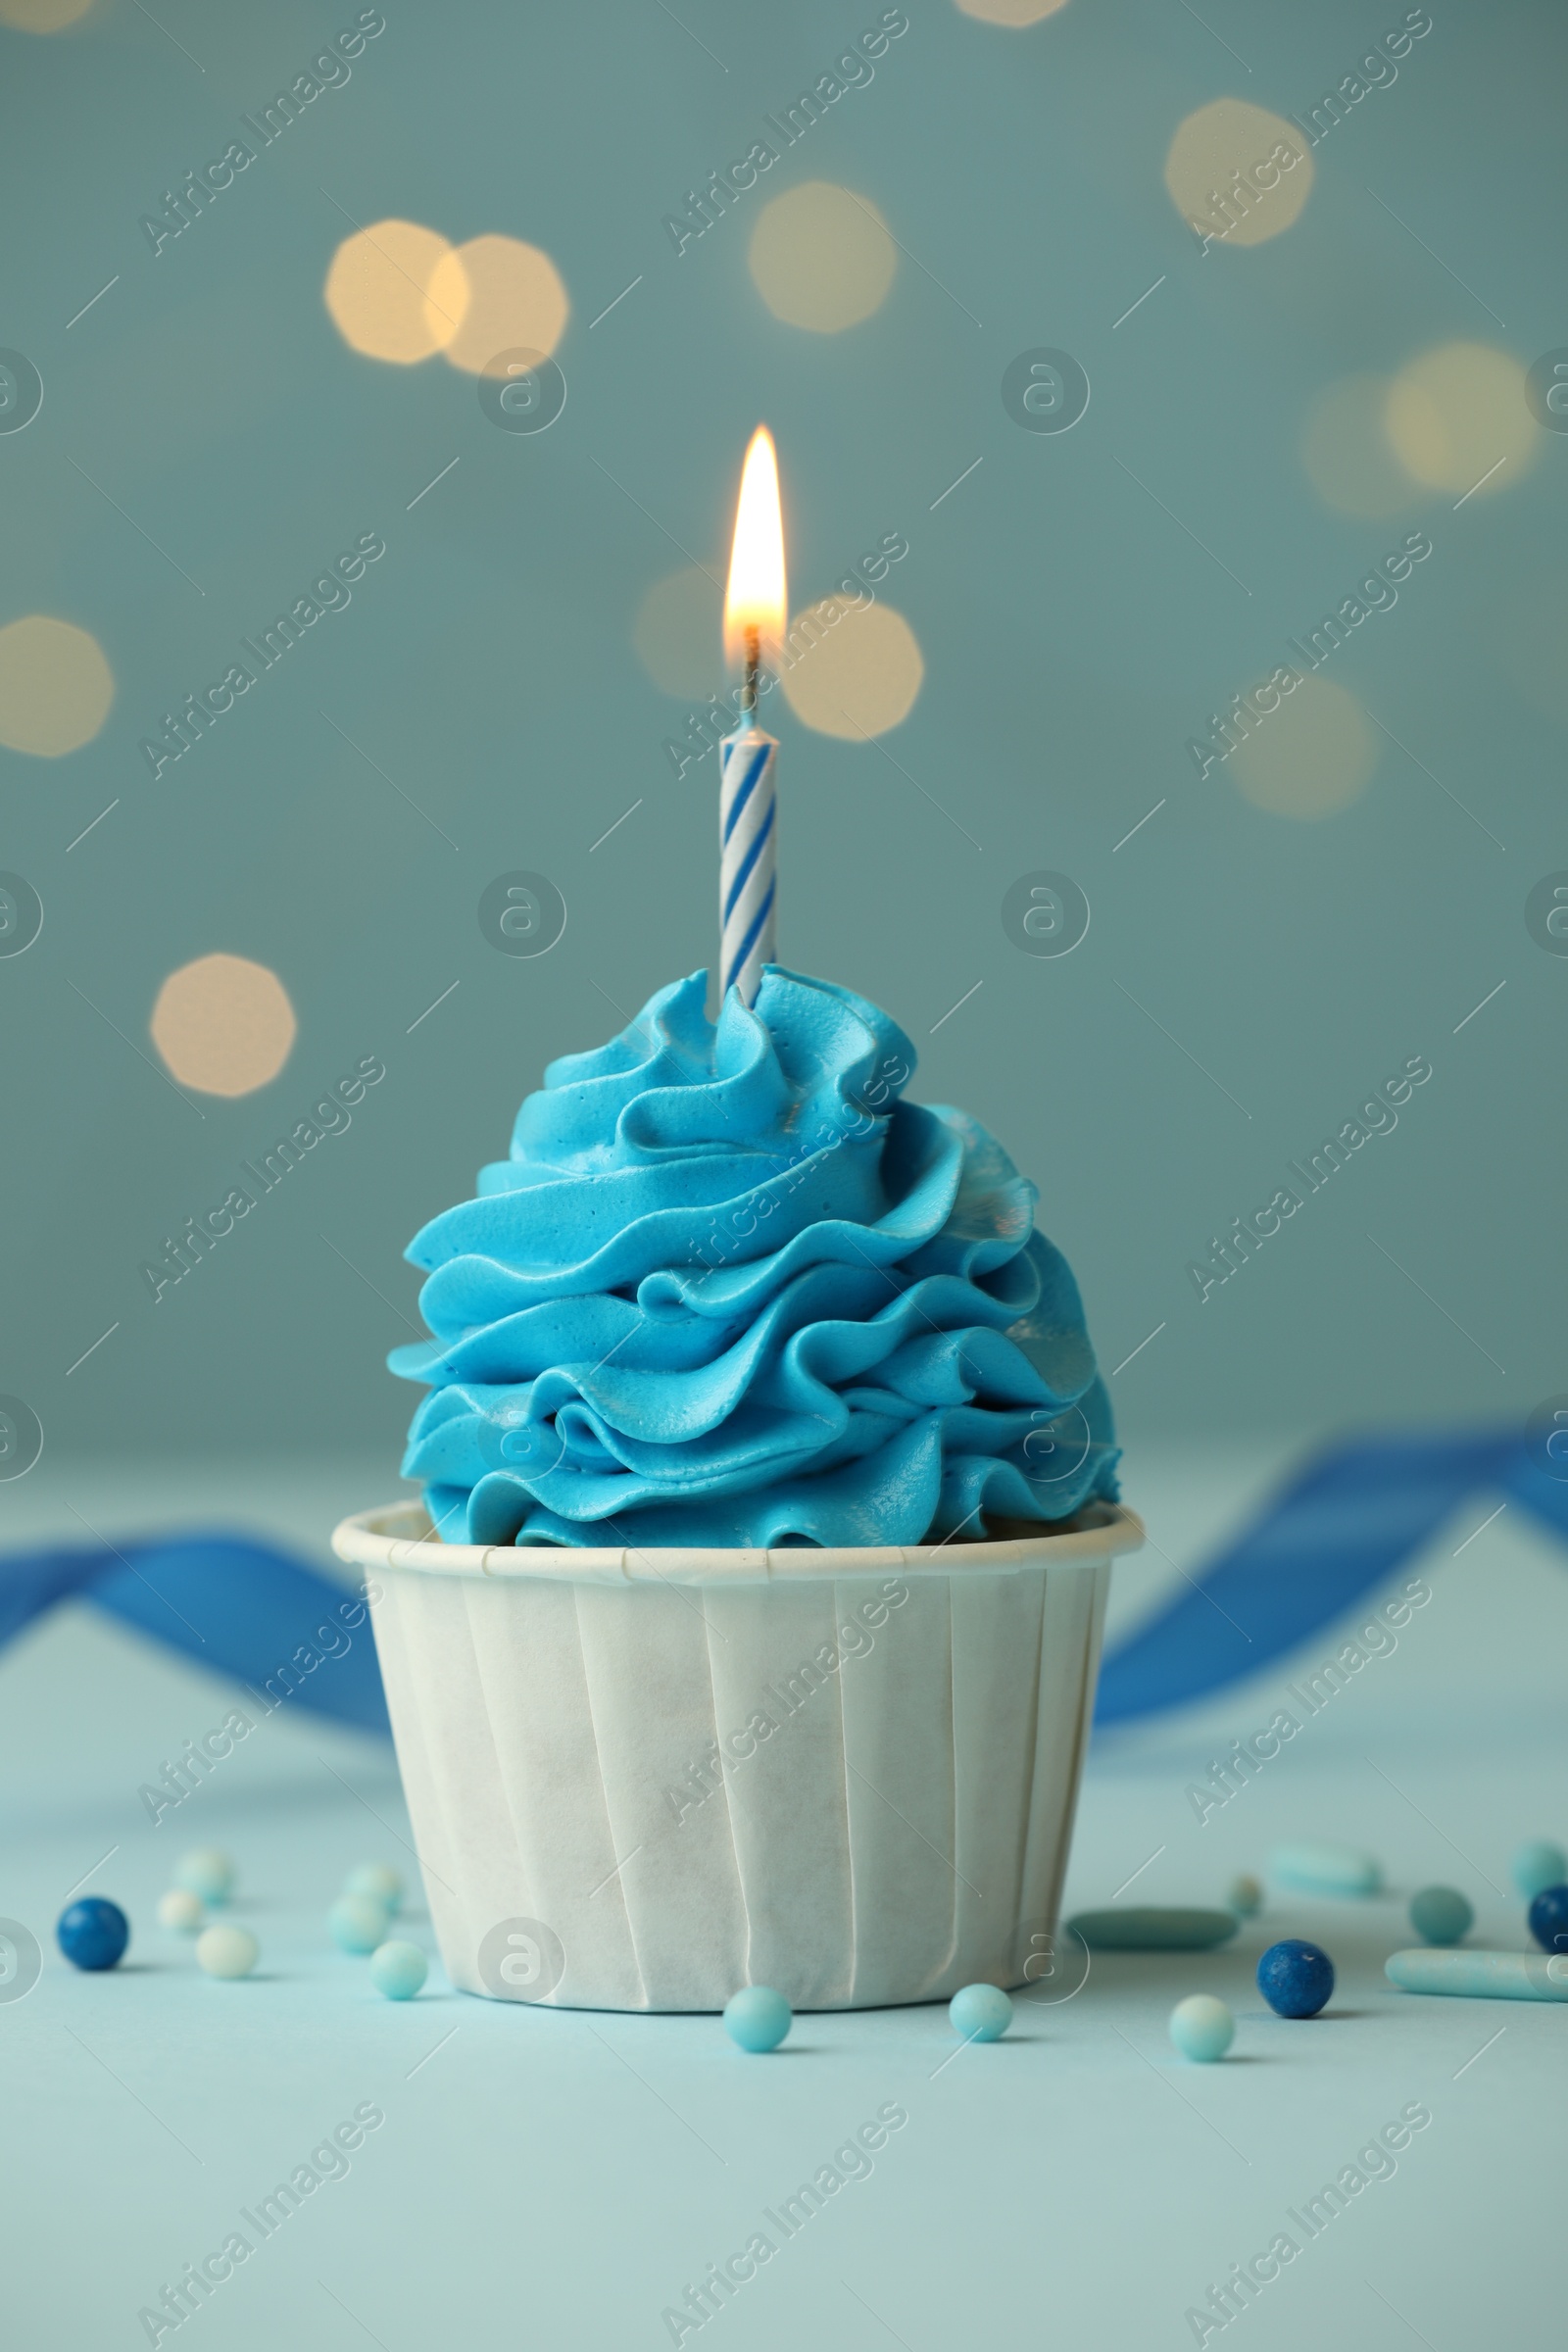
[331,1500,1144,2013]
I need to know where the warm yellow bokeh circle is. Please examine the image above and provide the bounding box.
[955,0,1070,20]
[325,223,568,373]
[0,616,114,756]
[778,598,923,737]
[324,220,458,364]
[749,183,897,332]
[426,235,569,374]
[1165,100,1313,246]
[151,955,297,1097]
[1230,676,1375,820]
[1384,343,1537,497]
[0,0,94,26]
[633,567,721,700]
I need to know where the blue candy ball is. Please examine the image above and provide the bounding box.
[368,1940,427,2000]
[723,1985,792,2052]
[1527,1884,1568,1955]
[1256,1937,1334,2019]
[949,1983,1013,2042]
[1409,1886,1473,1946]
[57,1896,129,1972]
[1514,1840,1568,1900]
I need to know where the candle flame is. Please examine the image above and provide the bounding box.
[723,425,786,669]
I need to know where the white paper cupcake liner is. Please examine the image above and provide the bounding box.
[331,1501,1144,2013]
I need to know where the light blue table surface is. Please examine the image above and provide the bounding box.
[4,1445,1562,2349]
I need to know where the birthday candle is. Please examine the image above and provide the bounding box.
[719,427,785,1008]
[719,725,776,1007]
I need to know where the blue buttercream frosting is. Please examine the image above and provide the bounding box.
[390,967,1119,1547]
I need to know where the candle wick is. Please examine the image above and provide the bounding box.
[742,624,760,726]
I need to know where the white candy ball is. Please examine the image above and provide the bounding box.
[196,1924,259,1980]
[158,1888,204,1934]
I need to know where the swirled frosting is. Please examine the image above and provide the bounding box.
[391,968,1119,1547]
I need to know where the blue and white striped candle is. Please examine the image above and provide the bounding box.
[719,720,776,1006]
[720,425,786,1010]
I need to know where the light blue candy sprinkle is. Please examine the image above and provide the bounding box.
[1511,1839,1567,1900]
[346,1862,404,1912]
[369,1940,427,2000]
[723,1985,792,2052]
[1169,1994,1234,2063]
[1269,1840,1381,1897]
[175,1848,234,1905]
[1386,1947,1568,2002]
[949,1983,1012,2042]
[328,1894,390,1955]
[1408,1886,1473,1945]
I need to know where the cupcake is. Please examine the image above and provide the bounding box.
[334,966,1139,2011]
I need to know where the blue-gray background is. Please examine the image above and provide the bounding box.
[2,0,1561,1480]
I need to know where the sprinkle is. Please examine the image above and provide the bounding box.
[1268,1840,1380,1897]
[196,1925,258,1980]
[369,1940,428,2000]
[1408,1886,1473,1945]
[1169,1994,1234,2062]
[723,1985,792,2052]
[948,1983,1012,2043]
[1386,1947,1568,2002]
[1257,1937,1334,2018]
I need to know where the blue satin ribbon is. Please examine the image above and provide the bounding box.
[1095,1426,1567,1723]
[0,1533,390,1736]
[0,1429,1558,1734]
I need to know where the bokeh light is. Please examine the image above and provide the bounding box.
[151,955,297,1097]
[1164,101,1313,247]
[426,234,569,374]
[0,615,113,756]
[0,0,94,25]
[1229,675,1375,820]
[633,566,721,700]
[1301,375,1420,518]
[324,220,459,364]
[749,182,897,332]
[778,598,923,737]
[955,0,1070,20]
[1384,342,1537,497]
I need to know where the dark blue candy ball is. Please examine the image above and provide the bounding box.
[57,1896,129,1972]
[1256,1936,1334,2018]
[1527,1883,1568,1955]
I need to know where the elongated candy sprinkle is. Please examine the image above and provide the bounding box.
[1385,1948,1568,2002]
[1269,1841,1381,1897]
